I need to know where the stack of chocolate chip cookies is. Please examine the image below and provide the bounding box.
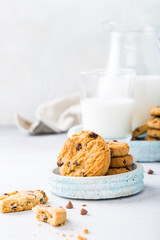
[132,106,160,141]
[146,106,160,141]
[57,130,133,177]
[106,141,133,175]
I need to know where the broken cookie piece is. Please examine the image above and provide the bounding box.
[77,235,87,240]
[83,228,88,234]
[0,190,48,213]
[33,205,67,226]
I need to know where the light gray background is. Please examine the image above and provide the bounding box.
[0,0,160,124]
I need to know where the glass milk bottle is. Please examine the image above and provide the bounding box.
[105,21,160,128]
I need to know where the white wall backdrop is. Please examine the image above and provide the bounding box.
[0,0,160,125]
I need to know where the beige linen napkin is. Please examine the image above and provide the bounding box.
[15,94,81,135]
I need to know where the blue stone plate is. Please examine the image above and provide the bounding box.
[67,125,160,162]
[48,163,143,199]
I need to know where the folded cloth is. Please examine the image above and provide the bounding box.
[15,94,81,135]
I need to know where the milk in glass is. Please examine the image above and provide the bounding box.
[81,98,134,139]
[81,71,135,139]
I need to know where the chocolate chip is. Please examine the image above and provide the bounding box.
[43,217,48,221]
[131,137,137,141]
[88,132,98,139]
[82,172,87,177]
[113,140,118,142]
[126,167,131,171]
[4,193,8,196]
[76,143,82,151]
[80,208,88,215]
[135,128,140,132]
[40,198,43,203]
[27,193,36,197]
[148,169,154,174]
[73,160,78,166]
[66,201,73,209]
[68,161,71,167]
[57,159,64,167]
[12,206,17,210]
[123,160,126,164]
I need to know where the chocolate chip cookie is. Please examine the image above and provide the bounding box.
[147,128,160,139]
[132,123,148,138]
[106,167,132,175]
[33,205,66,226]
[57,131,110,177]
[0,190,48,213]
[150,106,160,117]
[147,117,160,129]
[110,154,133,168]
[145,135,159,141]
[106,141,129,157]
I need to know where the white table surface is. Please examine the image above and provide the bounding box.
[0,127,160,240]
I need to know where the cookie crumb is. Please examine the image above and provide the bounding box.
[80,208,88,215]
[69,234,73,237]
[148,169,154,174]
[62,234,66,237]
[64,221,67,225]
[70,228,74,231]
[83,228,88,234]
[37,223,42,226]
[66,201,73,209]
[56,232,59,235]
[77,235,87,240]
[82,204,86,207]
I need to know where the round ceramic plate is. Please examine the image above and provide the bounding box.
[48,163,144,199]
[67,125,160,162]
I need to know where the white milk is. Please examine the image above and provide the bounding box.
[133,75,160,128]
[81,98,134,139]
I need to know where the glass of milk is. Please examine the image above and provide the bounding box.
[80,69,136,140]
